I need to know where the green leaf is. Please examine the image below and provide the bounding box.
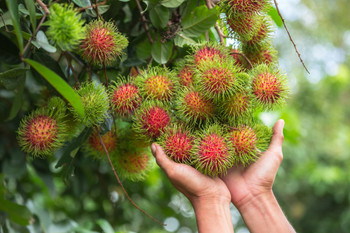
[24,59,85,118]
[0,198,33,226]
[86,5,110,17]
[267,6,283,27]
[24,0,37,32]
[7,77,25,121]
[35,31,57,53]
[136,39,152,59]
[181,5,217,37]
[0,11,13,28]
[0,67,28,90]
[5,0,24,53]
[96,219,114,233]
[174,32,198,47]
[151,40,173,64]
[73,0,91,7]
[149,5,169,29]
[161,0,185,8]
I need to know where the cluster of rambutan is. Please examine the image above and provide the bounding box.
[220,0,278,68]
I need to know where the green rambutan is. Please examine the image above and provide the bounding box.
[17,108,67,157]
[110,78,142,118]
[84,128,118,159]
[175,88,215,125]
[218,90,253,123]
[135,67,178,102]
[192,124,233,176]
[113,151,153,181]
[72,82,110,127]
[132,101,172,141]
[157,124,195,164]
[227,124,271,166]
[251,64,288,109]
[80,20,128,66]
[46,3,85,51]
[194,56,246,100]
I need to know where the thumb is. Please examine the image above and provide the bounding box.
[266,119,285,156]
[151,143,175,174]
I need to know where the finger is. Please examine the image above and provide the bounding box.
[266,119,285,155]
[151,143,175,174]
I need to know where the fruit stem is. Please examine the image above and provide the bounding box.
[232,52,253,69]
[205,0,225,45]
[98,134,165,226]
[135,0,153,44]
[104,64,109,88]
[273,0,310,74]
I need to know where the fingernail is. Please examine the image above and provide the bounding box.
[151,143,157,155]
[280,119,285,134]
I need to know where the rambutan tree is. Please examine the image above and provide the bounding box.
[0,0,314,232]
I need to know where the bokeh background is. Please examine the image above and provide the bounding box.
[1,0,350,232]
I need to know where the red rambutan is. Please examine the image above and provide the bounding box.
[110,78,142,117]
[225,0,270,14]
[157,124,195,164]
[191,44,227,66]
[178,65,194,87]
[193,124,233,176]
[85,129,118,158]
[218,91,252,123]
[133,101,172,141]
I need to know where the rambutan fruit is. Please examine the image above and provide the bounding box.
[17,108,67,157]
[72,82,110,127]
[251,64,288,109]
[112,151,153,181]
[194,56,246,100]
[135,67,178,102]
[84,128,118,159]
[190,43,228,66]
[132,101,172,141]
[230,49,245,68]
[46,3,85,51]
[157,124,195,164]
[175,60,195,87]
[227,124,271,166]
[227,14,256,41]
[243,43,278,67]
[80,20,128,66]
[192,124,233,176]
[218,90,253,124]
[175,87,215,125]
[47,96,67,116]
[110,77,142,118]
[222,0,271,15]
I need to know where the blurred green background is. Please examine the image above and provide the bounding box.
[1,0,350,232]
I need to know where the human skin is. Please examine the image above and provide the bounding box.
[221,119,296,233]
[151,143,234,233]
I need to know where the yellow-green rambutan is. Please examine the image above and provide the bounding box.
[80,20,128,66]
[46,3,85,51]
[71,81,110,127]
[84,128,118,159]
[17,108,67,157]
[135,67,178,102]
[175,87,215,125]
[227,123,271,166]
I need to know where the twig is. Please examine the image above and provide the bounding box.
[98,134,165,226]
[273,0,310,74]
[232,52,253,69]
[104,64,109,88]
[1,13,9,32]
[94,0,101,19]
[22,0,50,59]
[205,0,225,45]
[88,64,92,82]
[64,53,81,87]
[78,0,106,11]
[135,0,153,44]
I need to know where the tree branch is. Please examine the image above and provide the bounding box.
[205,0,225,45]
[98,134,165,226]
[78,0,106,11]
[274,0,310,74]
[232,52,253,69]
[135,0,153,44]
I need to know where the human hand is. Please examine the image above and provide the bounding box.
[221,119,285,208]
[151,143,234,233]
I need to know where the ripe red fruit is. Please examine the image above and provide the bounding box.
[110,80,142,117]
[192,44,226,66]
[193,125,233,176]
[133,102,172,140]
[178,65,194,87]
[226,0,269,14]
[158,125,194,164]
[230,49,244,67]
